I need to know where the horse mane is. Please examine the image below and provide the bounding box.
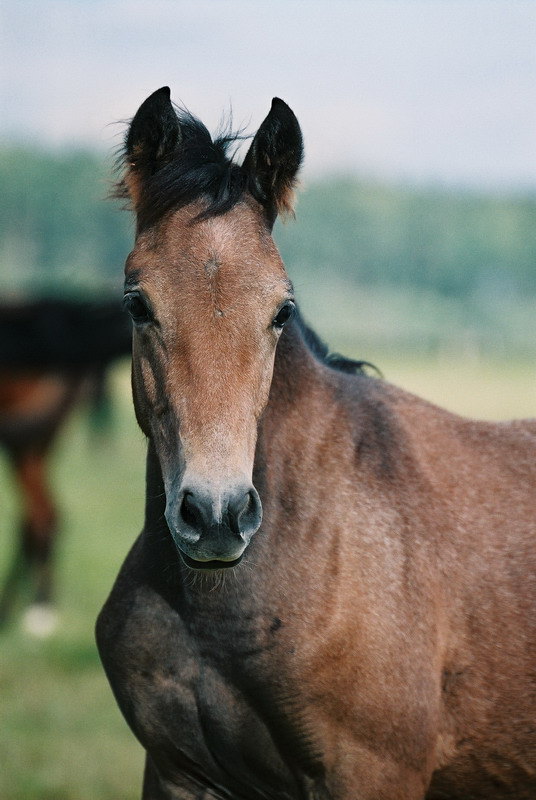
[115,109,251,230]
[294,308,380,377]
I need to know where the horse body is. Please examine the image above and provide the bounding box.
[96,88,536,799]
[99,345,536,800]
[0,299,131,629]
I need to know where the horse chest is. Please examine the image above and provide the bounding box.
[112,591,328,799]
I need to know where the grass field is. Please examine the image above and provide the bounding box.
[0,356,534,799]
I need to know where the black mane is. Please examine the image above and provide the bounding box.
[116,109,250,230]
[294,309,379,377]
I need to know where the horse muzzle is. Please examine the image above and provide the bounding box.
[165,482,262,570]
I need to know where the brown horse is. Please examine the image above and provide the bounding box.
[96,88,536,799]
[0,298,130,633]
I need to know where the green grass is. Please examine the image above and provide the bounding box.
[0,358,534,799]
[0,366,145,800]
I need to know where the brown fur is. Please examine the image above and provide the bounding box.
[97,96,536,800]
[127,200,293,495]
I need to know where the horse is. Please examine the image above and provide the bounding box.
[96,87,536,800]
[0,297,131,634]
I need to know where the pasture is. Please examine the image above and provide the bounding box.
[0,355,534,800]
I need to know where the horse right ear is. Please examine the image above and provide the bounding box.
[243,98,303,226]
[123,87,181,209]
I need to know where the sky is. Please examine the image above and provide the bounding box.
[2,0,536,188]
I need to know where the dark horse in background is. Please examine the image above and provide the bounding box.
[97,88,536,799]
[0,297,130,634]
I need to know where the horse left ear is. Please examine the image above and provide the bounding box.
[243,98,303,224]
[122,86,181,211]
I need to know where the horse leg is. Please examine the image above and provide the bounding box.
[142,755,213,800]
[142,756,178,800]
[15,448,59,635]
[142,756,165,799]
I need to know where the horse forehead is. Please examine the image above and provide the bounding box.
[194,213,274,264]
[130,212,287,303]
[126,210,289,327]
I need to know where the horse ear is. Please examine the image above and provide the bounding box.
[243,98,303,224]
[123,87,180,208]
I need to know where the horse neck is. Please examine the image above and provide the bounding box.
[257,319,330,461]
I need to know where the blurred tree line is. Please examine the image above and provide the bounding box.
[0,148,132,296]
[1,147,535,356]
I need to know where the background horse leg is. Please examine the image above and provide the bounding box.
[0,373,84,633]
[14,447,58,635]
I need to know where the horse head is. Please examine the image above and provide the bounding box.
[120,87,303,569]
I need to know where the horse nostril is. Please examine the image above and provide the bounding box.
[228,488,262,538]
[227,493,248,535]
[179,492,203,530]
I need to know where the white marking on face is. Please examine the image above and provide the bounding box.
[204,255,220,278]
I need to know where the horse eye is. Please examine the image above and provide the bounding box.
[123,292,151,325]
[272,301,295,330]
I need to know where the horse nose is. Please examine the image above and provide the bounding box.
[174,484,262,557]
